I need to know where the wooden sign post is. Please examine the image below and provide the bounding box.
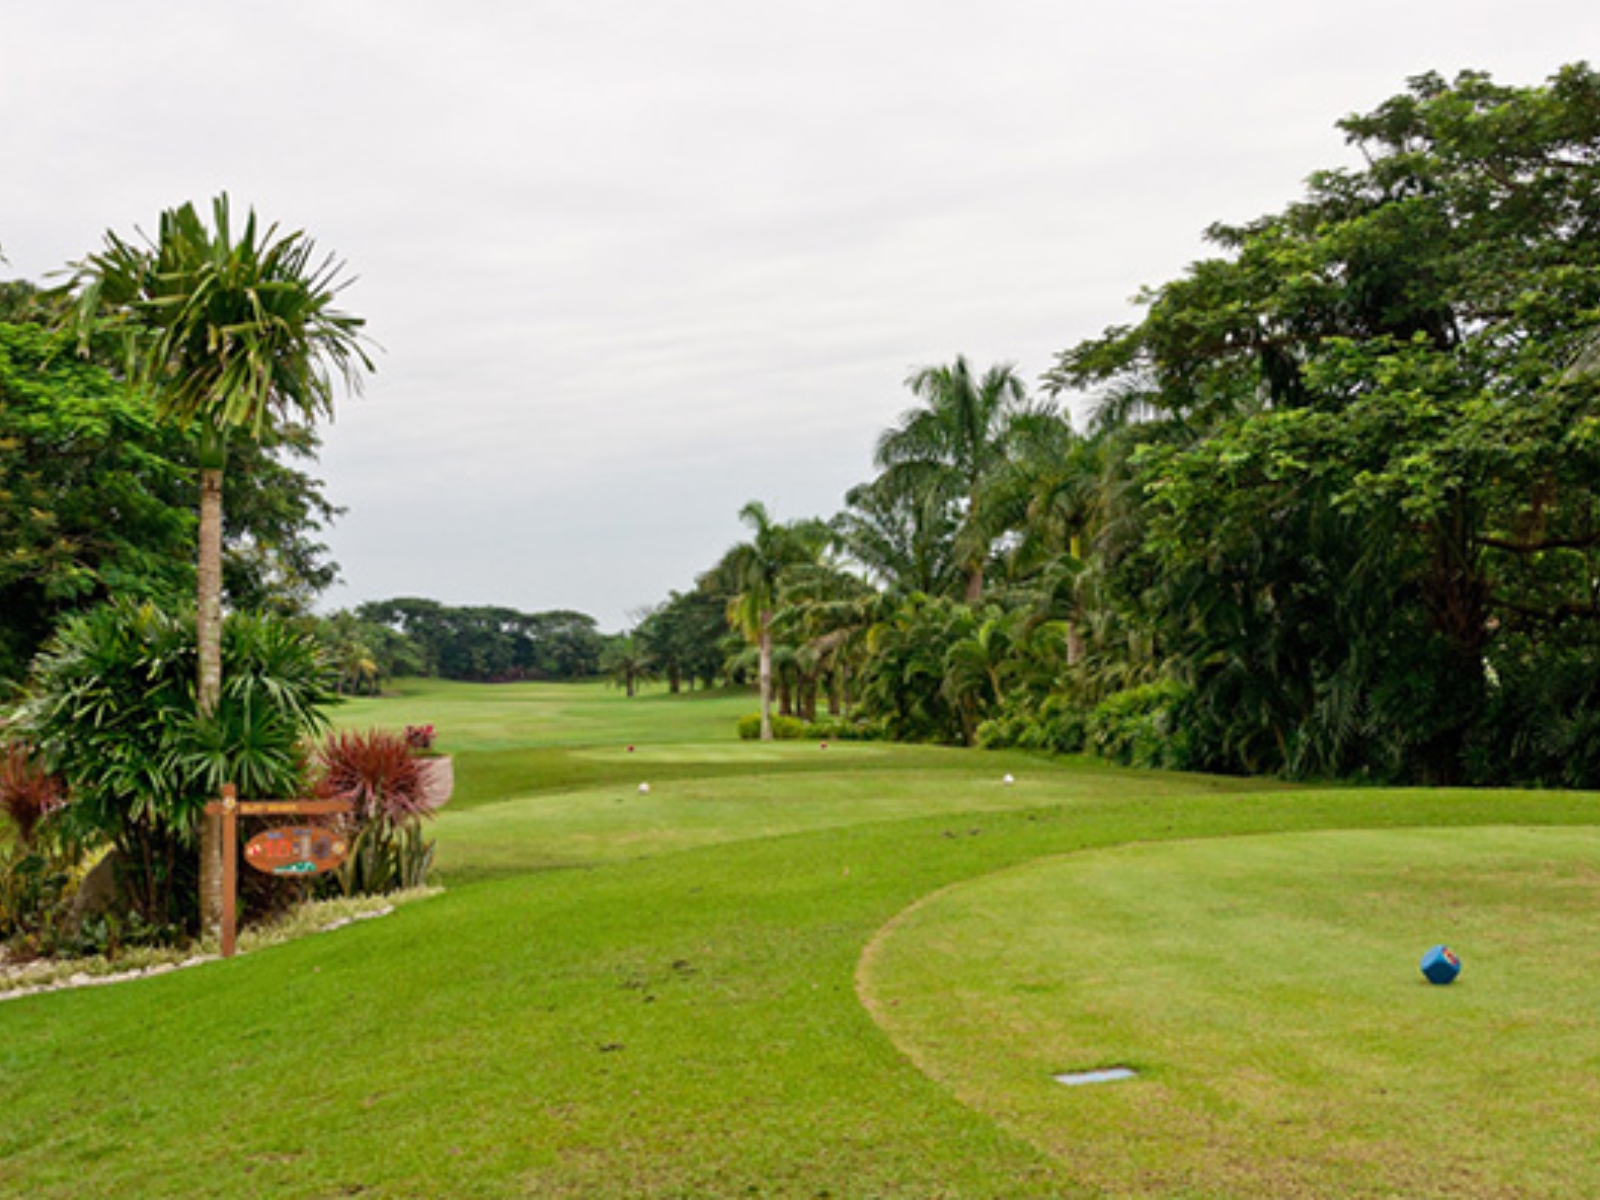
[204,784,354,958]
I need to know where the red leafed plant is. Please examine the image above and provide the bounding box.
[314,729,428,823]
[0,741,68,847]
[312,729,436,895]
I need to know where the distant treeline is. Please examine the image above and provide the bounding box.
[335,598,607,685]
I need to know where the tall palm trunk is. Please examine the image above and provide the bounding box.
[963,563,984,604]
[1066,533,1087,667]
[198,466,225,714]
[758,610,774,741]
[197,431,227,937]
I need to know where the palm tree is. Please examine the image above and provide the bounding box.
[718,502,831,740]
[942,608,1017,744]
[770,556,880,718]
[976,415,1105,664]
[874,356,1036,603]
[602,634,654,698]
[67,195,372,934]
[834,475,960,598]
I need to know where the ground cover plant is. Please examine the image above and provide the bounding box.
[2,679,1596,1197]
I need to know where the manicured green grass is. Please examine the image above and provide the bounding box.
[2,679,1596,1197]
[860,826,1600,1197]
[332,678,755,751]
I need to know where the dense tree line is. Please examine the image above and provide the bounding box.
[642,65,1600,787]
[351,598,606,684]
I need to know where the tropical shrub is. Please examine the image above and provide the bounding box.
[977,693,1087,754]
[15,600,333,936]
[736,713,807,741]
[1465,636,1600,788]
[0,742,67,845]
[314,729,437,895]
[801,717,885,742]
[0,836,87,959]
[1085,680,1196,770]
[855,593,978,744]
[0,742,86,957]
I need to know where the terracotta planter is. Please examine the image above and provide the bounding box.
[416,755,455,811]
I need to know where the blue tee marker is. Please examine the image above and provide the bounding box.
[1421,944,1461,985]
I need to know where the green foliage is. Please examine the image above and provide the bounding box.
[357,598,605,682]
[976,693,1087,754]
[873,356,1042,601]
[0,322,193,678]
[1467,634,1600,788]
[313,728,437,895]
[1044,63,1600,785]
[855,593,979,744]
[0,320,352,681]
[600,634,653,698]
[220,425,345,617]
[65,194,371,443]
[1084,680,1196,770]
[614,67,1600,790]
[800,716,885,742]
[635,588,732,692]
[715,501,835,740]
[835,473,962,598]
[0,834,87,958]
[15,601,334,930]
[717,502,834,644]
[736,712,808,741]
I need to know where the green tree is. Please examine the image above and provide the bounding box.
[66,195,372,930]
[716,502,831,740]
[834,474,961,598]
[856,592,977,744]
[770,559,878,719]
[0,322,193,678]
[942,607,1017,743]
[635,590,730,693]
[354,599,604,682]
[874,357,1040,602]
[601,633,653,698]
[1047,63,1600,782]
[0,319,345,680]
[221,423,344,617]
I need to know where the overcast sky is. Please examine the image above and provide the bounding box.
[3,2,1597,630]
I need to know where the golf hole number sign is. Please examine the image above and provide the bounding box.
[205,784,354,958]
[245,825,348,876]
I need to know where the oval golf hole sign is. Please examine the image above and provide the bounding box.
[1054,1066,1137,1087]
[244,826,348,876]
